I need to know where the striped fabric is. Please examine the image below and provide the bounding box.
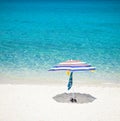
[49,60,96,72]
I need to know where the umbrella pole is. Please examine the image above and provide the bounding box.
[72,85,75,98]
[71,74,76,101]
[71,85,77,103]
[67,72,77,103]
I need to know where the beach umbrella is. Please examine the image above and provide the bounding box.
[49,60,96,90]
[49,60,96,91]
[49,60,96,103]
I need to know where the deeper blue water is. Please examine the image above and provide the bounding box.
[0,1,120,84]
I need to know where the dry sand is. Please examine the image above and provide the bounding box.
[0,84,120,121]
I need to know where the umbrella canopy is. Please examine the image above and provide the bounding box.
[49,60,96,91]
[48,60,96,72]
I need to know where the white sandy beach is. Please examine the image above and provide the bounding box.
[0,84,120,121]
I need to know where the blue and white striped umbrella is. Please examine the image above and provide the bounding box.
[49,60,96,90]
[49,60,96,72]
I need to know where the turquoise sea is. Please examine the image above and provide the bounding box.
[0,0,120,84]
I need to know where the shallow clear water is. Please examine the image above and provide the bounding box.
[0,1,120,84]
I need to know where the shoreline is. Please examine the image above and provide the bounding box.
[0,80,120,88]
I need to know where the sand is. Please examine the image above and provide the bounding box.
[0,84,120,121]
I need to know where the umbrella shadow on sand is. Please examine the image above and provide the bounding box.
[53,93,96,104]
